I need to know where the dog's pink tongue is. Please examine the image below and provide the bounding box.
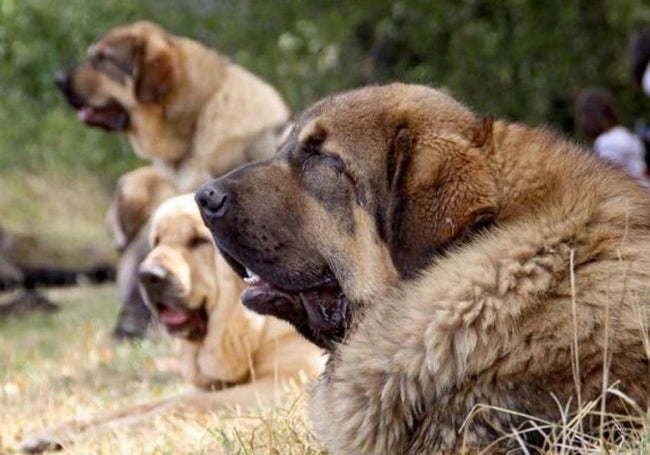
[77,107,93,122]
[158,308,190,325]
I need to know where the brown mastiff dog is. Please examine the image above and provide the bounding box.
[106,165,177,338]
[20,194,324,453]
[56,21,290,192]
[196,84,650,453]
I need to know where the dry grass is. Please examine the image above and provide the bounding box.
[462,390,649,454]
[0,285,324,454]
[3,286,647,455]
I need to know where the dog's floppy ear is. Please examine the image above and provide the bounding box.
[386,119,498,277]
[135,35,176,103]
[106,183,151,252]
[106,168,177,251]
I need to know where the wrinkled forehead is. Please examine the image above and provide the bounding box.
[87,21,160,56]
[284,97,378,144]
[89,29,124,54]
[295,84,473,134]
[153,211,210,242]
[152,195,210,240]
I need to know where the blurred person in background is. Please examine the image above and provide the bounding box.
[575,87,649,186]
[630,28,650,153]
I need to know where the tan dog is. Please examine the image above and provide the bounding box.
[106,166,177,338]
[20,194,324,453]
[56,21,290,191]
[197,83,650,454]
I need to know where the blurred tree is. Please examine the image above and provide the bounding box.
[1,0,649,183]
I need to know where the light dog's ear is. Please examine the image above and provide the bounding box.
[385,118,498,277]
[135,35,176,103]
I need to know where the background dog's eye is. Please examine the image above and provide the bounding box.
[153,235,160,247]
[188,237,211,249]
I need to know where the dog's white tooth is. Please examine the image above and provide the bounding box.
[246,268,254,278]
[244,274,263,286]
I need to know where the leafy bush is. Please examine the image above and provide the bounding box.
[1,0,649,184]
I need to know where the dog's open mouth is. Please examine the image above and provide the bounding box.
[155,302,208,342]
[76,103,129,131]
[225,253,351,350]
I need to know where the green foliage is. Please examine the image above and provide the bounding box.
[1,0,650,183]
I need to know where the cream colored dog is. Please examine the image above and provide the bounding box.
[106,165,177,338]
[20,194,324,453]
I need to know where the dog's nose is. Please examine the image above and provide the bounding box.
[55,72,70,92]
[138,263,168,289]
[195,185,229,219]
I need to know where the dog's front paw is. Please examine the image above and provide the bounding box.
[19,431,64,454]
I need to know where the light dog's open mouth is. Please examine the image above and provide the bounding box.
[154,302,208,341]
[220,249,350,350]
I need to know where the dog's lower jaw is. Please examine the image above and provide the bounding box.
[241,282,352,350]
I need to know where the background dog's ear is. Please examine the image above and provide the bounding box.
[106,168,177,251]
[386,125,498,278]
[106,184,151,252]
[135,37,175,103]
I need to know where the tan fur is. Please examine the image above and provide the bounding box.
[105,166,177,337]
[106,165,177,252]
[198,83,650,453]
[307,85,650,453]
[64,21,289,191]
[20,194,324,453]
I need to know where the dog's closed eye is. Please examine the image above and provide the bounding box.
[188,236,212,249]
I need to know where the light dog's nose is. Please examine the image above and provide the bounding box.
[138,263,168,288]
[195,184,229,220]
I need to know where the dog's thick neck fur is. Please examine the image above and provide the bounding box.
[311,96,650,454]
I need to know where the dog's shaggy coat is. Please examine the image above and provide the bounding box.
[197,83,650,453]
[57,21,290,336]
[106,165,177,338]
[57,21,290,192]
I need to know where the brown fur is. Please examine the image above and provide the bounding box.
[19,194,324,453]
[106,166,177,338]
[58,21,290,191]
[106,166,177,252]
[197,83,650,453]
